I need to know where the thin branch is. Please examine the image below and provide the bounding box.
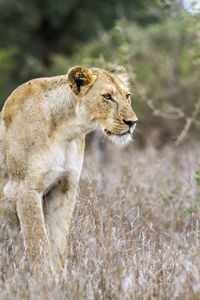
[175,118,193,145]
[135,83,185,120]
[134,81,200,144]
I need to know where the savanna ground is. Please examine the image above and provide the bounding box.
[0,134,200,300]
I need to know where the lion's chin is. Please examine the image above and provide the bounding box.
[104,130,132,147]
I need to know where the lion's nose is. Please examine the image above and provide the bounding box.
[123,119,138,128]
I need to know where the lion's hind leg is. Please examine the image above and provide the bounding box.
[2,179,54,280]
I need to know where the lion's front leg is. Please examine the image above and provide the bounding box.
[44,136,85,271]
[44,172,78,270]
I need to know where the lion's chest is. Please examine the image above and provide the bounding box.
[33,139,81,193]
[42,143,66,191]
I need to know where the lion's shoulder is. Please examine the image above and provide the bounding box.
[2,75,68,128]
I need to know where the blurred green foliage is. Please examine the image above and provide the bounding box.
[48,16,200,145]
[0,0,159,102]
[0,0,199,145]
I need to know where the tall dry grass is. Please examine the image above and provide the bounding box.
[0,137,200,299]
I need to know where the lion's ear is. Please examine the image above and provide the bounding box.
[111,66,128,84]
[67,66,96,97]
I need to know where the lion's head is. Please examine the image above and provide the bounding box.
[68,66,138,145]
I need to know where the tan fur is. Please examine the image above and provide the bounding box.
[0,66,137,279]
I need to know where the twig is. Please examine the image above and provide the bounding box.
[135,83,185,120]
[175,98,200,145]
[175,118,193,145]
[134,81,200,144]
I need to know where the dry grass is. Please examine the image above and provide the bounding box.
[1,137,200,300]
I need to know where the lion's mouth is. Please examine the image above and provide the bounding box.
[104,129,131,136]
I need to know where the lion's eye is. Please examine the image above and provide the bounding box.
[126,93,131,100]
[103,94,113,101]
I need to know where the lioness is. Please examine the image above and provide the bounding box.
[0,66,137,277]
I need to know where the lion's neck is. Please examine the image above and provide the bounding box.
[44,81,95,142]
[54,110,95,142]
